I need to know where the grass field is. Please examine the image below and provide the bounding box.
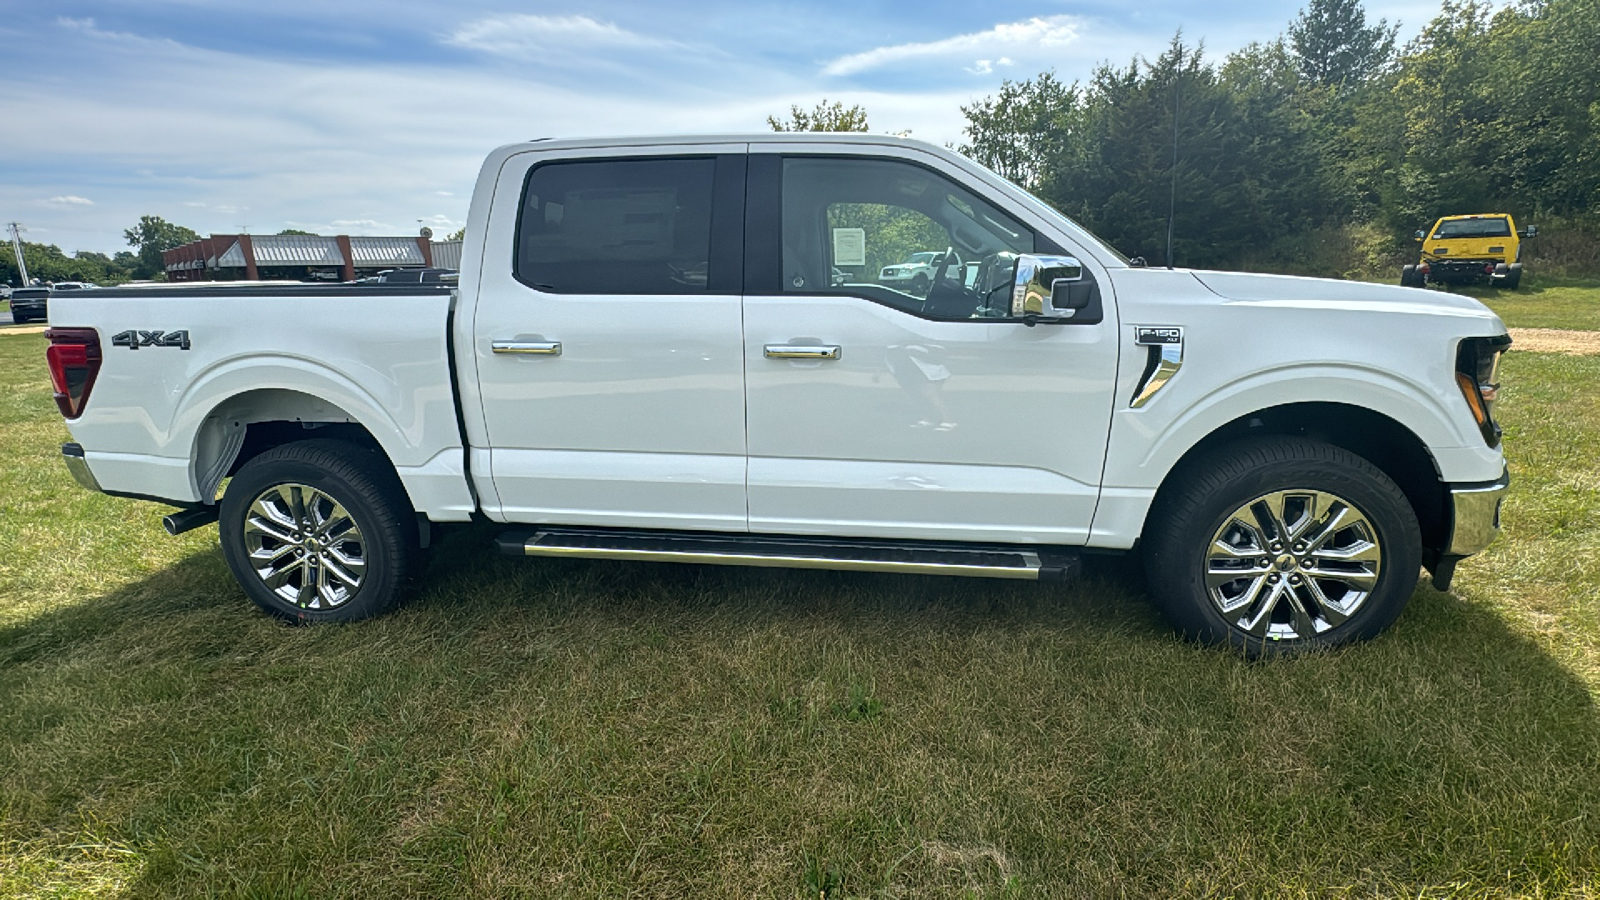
[1475,278,1600,332]
[3,294,1599,898]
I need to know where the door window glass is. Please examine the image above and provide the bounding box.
[517,157,715,294]
[782,157,1036,320]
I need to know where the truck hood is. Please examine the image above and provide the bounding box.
[1188,269,1502,324]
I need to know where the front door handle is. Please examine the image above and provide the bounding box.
[493,340,562,356]
[764,344,841,360]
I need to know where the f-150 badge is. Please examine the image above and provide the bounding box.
[111,330,191,350]
[1135,326,1182,345]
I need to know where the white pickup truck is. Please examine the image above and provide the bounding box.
[44,133,1510,654]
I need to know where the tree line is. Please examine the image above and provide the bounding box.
[3,216,199,287]
[955,0,1600,276]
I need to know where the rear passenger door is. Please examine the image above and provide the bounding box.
[471,145,750,531]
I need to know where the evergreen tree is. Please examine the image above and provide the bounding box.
[1289,0,1398,88]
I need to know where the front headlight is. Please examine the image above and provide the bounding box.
[1456,335,1511,447]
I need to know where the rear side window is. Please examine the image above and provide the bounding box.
[516,157,716,294]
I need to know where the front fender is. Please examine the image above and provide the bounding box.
[1107,363,1500,490]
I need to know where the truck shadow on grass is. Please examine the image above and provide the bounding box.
[2,527,1598,897]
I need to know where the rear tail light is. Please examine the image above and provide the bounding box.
[44,328,102,419]
[1456,335,1510,447]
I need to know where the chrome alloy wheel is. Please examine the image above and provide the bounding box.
[1205,489,1383,641]
[242,482,367,609]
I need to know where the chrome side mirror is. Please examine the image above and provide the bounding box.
[1519,224,1538,238]
[1414,230,1426,241]
[1012,255,1088,320]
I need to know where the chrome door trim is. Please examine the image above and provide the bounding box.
[492,340,562,356]
[764,344,841,360]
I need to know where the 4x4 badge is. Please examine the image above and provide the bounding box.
[111,330,191,350]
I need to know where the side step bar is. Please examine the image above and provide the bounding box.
[495,527,1080,581]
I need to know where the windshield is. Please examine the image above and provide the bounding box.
[1433,218,1511,239]
[960,157,1132,265]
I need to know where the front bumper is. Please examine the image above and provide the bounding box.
[1425,468,1509,591]
[1447,469,1510,557]
[61,442,103,493]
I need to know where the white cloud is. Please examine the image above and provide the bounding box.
[445,14,679,57]
[43,195,95,206]
[965,57,1016,75]
[823,16,1081,77]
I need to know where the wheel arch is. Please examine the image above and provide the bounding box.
[1149,401,1450,552]
[189,388,414,517]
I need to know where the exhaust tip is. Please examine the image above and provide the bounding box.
[163,506,218,536]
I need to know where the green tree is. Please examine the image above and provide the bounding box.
[1289,0,1398,88]
[123,215,200,280]
[277,228,316,236]
[1,241,132,287]
[958,72,1080,190]
[768,100,869,132]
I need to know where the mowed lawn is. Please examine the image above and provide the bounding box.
[2,289,1599,898]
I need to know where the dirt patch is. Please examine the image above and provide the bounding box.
[1508,328,1600,355]
[0,325,46,336]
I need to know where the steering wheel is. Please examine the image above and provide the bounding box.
[931,246,962,288]
[921,246,976,319]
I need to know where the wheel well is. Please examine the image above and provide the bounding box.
[193,389,400,504]
[1160,402,1450,551]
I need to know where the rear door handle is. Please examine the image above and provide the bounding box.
[493,340,562,356]
[764,344,841,360]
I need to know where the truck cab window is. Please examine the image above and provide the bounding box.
[516,157,716,294]
[781,157,1036,320]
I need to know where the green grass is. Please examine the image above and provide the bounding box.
[1465,278,1600,331]
[3,331,1600,898]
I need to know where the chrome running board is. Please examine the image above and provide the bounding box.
[495,528,1080,581]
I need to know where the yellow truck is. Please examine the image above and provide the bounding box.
[1401,214,1536,289]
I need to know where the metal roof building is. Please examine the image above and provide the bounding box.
[163,233,457,282]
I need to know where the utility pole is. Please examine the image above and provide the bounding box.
[7,222,29,285]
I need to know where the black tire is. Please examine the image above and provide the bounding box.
[1505,263,1522,290]
[1400,265,1420,287]
[1142,437,1421,656]
[910,273,930,295]
[219,439,417,623]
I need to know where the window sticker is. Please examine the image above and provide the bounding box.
[832,228,866,266]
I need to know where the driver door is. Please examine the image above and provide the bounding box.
[741,151,1119,544]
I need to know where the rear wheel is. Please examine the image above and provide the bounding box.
[1143,437,1421,656]
[1400,265,1420,287]
[219,439,417,623]
[1505,263,1523,290]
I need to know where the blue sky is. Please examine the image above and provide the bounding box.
[1,0,1445,257]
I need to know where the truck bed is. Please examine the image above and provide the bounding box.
[49,282,472,519]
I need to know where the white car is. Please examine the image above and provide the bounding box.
[46,133,1509,655]
[878,251,944,293]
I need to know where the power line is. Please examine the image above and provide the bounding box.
[7,223,29,285]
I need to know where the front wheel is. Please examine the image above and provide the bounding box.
[219,439,417,623]
[1142,437,1421,656]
